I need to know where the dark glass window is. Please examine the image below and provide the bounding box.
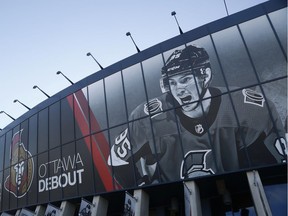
[4,131,12,169]
[88,80,108,132]
[105,72,127,127]
[239,15,287,81]
[74,88,90,139]
[264,183,287,216]
[49,102,61,149]
[123,63,147,115]
[76,137,94,196]
[211,26,258,88]
[61,141,77,198]
[61,95,75,144]
[268,8,287,55]
[142,54,165,100]
[28,114,38,156]
[38,108,49,153]
[91,130,113,194]
[0,136,5,171]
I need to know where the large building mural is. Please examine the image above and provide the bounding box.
[0,1,287,213]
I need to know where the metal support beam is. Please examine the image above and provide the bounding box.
[246,170,272,216]
[133,189,149,216]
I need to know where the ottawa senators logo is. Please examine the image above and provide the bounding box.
[180,150,214,179]
[4,129,34,198]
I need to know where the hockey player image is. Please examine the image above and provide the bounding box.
[108,45,287,186]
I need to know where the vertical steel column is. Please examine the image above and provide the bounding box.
[91,196,108,216]
[133,189,149,216]
[35,205,46,216]
[246,170,272,216]
[184,181,202,216]
[59,201,76,216]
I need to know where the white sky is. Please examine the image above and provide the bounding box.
[0,0,268,129]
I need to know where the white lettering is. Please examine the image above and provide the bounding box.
[39,164,47,178]
[38,169,84,192]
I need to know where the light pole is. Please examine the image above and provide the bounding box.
[0,111,15,120]
[171,11,183,35]
[86,52,104,70]
[33,85,50,98]
[56,71,74,85]
[13,99,31,110]
[126,32,141,53]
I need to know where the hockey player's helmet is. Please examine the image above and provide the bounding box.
[160,45,210,93]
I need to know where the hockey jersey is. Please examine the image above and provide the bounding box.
[108,87,287,186]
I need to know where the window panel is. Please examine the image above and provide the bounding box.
[27,155,37,206]
[91,130,111,194]
[269,8,287,55]
[28,114,38,156]
[187,36,228,91]
[0,136,4,171]
[88,80,108,133]
[61,141,77,198]
[2,168,11,210]
[48,147,62,201]
[61,95,75,144]
[76,137,94,196]
[49,102,61,149]
[109,124,136,188]
[264,183,287,215]
[38,108,48,153]
[74,88,90,139]
[211,26,258,88]
[0,171,2,211]
[123,64,147,115]
[142,54,165,100]
[4,131,12,169]
[37,151,49,203]
[239,15,287,81]
[259,78,287,126]
[105,72,127,127]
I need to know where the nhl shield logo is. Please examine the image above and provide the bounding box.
[4,129,34,198]
[195,124,204,134]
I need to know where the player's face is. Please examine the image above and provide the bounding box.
[169,72,204,112]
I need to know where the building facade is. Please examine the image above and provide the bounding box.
[0,0,287,215]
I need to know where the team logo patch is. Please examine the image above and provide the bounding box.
[144,98,163,118]
[180,150,214,179]
[4,130,34,198]
[242,89,265,107]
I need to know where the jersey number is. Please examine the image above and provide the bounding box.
[115,128,131,158]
